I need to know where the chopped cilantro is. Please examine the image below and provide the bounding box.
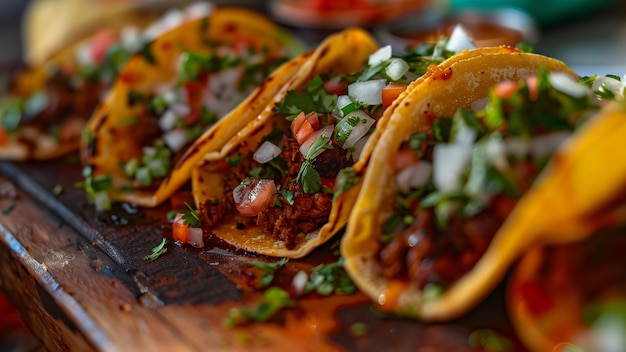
[300,258,356,296]
[468,329,513,352]
[224,287,295,328]
[226,153,243,167]
[143,238,168,262]
[333,167,360,200]
[277,189,294,205]
[249,258,288,287]
[182,202,201,227]
[76,166,113,211]
[275,75,337,118]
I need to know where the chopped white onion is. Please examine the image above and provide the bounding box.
[184,1,215,20]
[396,161,432,193]
[485,137,508,171]
[299,125,335,158]
[453,125,477,147]
[187,227,204,248]
[342,110,376,149]
[158,108,178,131]
[549,72,588,98]
[120,25,141,52]
[171,103,190,117]
[348,79,387,105]
[445,25,476,53]
[470,97,490,111]
[592,75,623,98]
[385,58,410,81]
[292,270,309,294]
[351,135,370,162]
[504,137,531,159]
[337,95,353,112]
[161,89,179,105]
[433,143,473,191]
[75,44,93,67]
[368,45,392,66]
[163,128,189,153]
[531,131,572,158]
[253,140,282,164]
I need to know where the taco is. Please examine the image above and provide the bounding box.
[0,1,214,161]
[507,100,626,352]
[185,25,537,257]
[80,7,303,209]
[341,53,626,322]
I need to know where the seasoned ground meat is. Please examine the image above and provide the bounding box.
[256,183,333,249]
[380,207,503,289]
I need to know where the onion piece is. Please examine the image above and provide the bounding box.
[299,124,335,158]
[341,111,375,149]
[385,58,410,81]
[159,108,178,131]
[433,143,473,191]
[504,137,531,159]
[253,140,282,164]
[348,79,387,105]
[163,128,188,153]
[396,161,432,193]
[292,271,308,294]
[445,25,476,53]
[549,72,588,98]
[592,75,623,98]
[368,45,392,66]
[187,227,204,248]
[337,95,353,112]
[531,131,572,158]
[351,135,370,162]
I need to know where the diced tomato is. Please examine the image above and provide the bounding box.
[492,195,518,220]
[172,213,190,243]
[518,280,554,316]
[393,148,420,172]
[90,30,118,65]
[381,82,407,110]
[494,80,518,99]
[526,76,539,101]
[183,80,207,124]
[292,111,319,144]
[321,177,336,191]
[323,76,348,95]
[233,178,277,217]
[0,128,9,146]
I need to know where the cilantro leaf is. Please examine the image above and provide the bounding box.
[143,238,168,261]
[275,75,337,116]
[300,258,356,296]
[224,287,295,328]
[182,202,201,227]
[249,258,289,287]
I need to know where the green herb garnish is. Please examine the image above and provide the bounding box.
[143,238,168,262]
[224,287,296,328]
[249,258,289,287]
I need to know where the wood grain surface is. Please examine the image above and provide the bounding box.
[0,159,527,351]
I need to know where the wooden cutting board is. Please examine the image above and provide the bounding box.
[0,159,527,351]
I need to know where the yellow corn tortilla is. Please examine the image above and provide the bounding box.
[339,49,606,322]
[81,7,303,207]
[190,27,379,258]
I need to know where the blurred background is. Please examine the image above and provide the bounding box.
[0,0,625,75]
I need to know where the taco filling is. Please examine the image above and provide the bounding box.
[195,41,466,251]
[376,70,622,295]
[115,42,289,191]
[0,2,213,160]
